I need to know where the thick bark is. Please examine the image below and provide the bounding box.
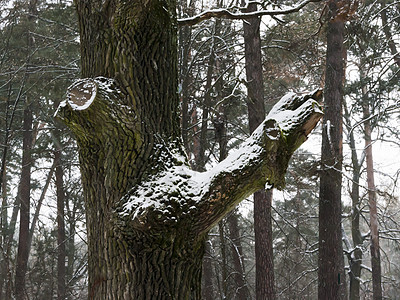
[318,1,347,299]
[15,105,33,300]
[242,2,275,299]
[57,1,323,298]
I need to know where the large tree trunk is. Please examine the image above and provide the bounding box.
[242,2,275,299]
[15,105,33,300]
[56,1,323,298]
[318,1,347,298]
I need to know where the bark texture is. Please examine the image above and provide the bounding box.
[318,1,347,298]
[57,1,323,298]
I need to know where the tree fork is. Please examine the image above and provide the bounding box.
[58,1,323,298]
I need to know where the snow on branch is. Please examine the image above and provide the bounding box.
[119,90,323,234]
[178,0,321,26]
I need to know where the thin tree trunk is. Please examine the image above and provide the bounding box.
[344,102,363,300]
[218,221,228,298]
[14,105,33,300]
[55,146,66,300]
[15,2,37,296]
[178,0,193,154]
[361,76,383,300]
[194,22,218,297]
[1,69,27,299]
[215,87,229,300]
[2,65,30,300]
[380,4,400,68]
[364,114,383,300]
[0,82,11,299]
[242,2,275,299]
[318,1,347,298]
[227,210,250,299]
[5,191,20,300]
[202,241,215,300]
[28,162,55,251]
[66,200,76,287]
[197,48,215,171]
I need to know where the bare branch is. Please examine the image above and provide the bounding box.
[178,0,321,26]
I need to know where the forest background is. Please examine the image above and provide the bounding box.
[0,0,400,299]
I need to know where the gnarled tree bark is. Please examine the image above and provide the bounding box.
[57,1,323,298]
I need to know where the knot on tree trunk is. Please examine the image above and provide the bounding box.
[55,77,140,145]
[67,78,97,110]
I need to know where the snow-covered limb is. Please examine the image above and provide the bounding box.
[194,89,323,232]
[178,0,321,26]
[119,90,323,234]
[57,79,322,235]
